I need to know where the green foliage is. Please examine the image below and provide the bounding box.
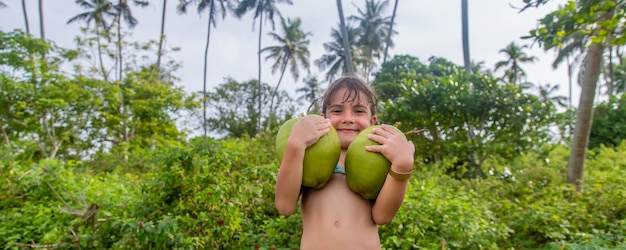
[206,77,297,138]
[375,55,557,176]
[4,132,626,249]
[589,94,626,149]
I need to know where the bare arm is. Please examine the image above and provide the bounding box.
[365,124,415,225]
[275,116,331,216]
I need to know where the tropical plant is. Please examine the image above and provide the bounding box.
[494,42,537,85]
[112,0,149,82]
[524,0,625,187]
[336,0,355,76]
[382,0,398,63]
[315,24,363,82]
[177,0,234,141]
[296,75,325,114]
[261,16,311,129]
[234,0,293,133]
[67,0,116,81]
[349,0,395,80]
[536,83,569,108]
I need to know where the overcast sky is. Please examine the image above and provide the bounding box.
[1,0,579,112]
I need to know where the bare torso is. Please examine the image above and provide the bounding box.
[300,170,381,250]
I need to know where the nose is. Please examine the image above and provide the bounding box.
[341,111,355,124]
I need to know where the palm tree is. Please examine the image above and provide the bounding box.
[234,0,293,133]
[461,0,470,73]
[261,16,311,129]
[382,0,398,64]
[567,1,617,187]
[349,0,395,80]
[537,83,568,108]
[296,75,324,114]
[112,0,149,82]
[315,24,363,82]
[336,0,355,76]
[494,42,537,85]
[21,0,31,36]
[178,0,233,141]
[68,0,117,81]
[551,32,586,108]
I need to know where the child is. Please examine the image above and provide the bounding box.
[275,76,415,249]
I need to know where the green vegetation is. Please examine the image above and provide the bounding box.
[2,0,626,249]
[2,134,626,249]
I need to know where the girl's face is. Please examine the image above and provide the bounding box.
[325,87,377,149]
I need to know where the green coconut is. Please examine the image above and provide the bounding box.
[345,125,407,200]
[275,115,341,189]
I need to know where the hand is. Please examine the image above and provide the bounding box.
[365,124,415,171]
[289,116,332,148]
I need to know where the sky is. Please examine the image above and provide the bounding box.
[1,0,579,113]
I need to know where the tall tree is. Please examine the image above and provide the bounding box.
[461,0,470,72]
[336,0,355,76]
[67,0,116,82]
[178,0,233,141]
[0,1,6,8]
[315,25,362,82]
[494,42,537,85]
[524,0,623,188]
[112,0,149,82]
[22,0,30,35]
[261,16,311,129]
[349,0,395,80]
[234,0,293,132]
[382,0,398,64]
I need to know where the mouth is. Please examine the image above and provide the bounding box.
[336,128,360,134]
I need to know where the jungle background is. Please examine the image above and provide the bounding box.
[1,0,626,249]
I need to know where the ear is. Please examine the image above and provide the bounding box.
[371,115,378,125]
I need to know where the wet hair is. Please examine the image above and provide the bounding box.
[321,76,378,117]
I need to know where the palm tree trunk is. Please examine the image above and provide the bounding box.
[608,46,614,96]
[567,55,572,108]
[336,0,355,76]
[267,60,288,130]
[461,0,470,73]
[38,0,44,39]
[156,0,167,72]
[257,0,264,132]
[567,3,615,188]
[202,1,215,142]
[22,0,30,35]
[95,26,109,82]
[383,0,398,64]
[118,9,123,82]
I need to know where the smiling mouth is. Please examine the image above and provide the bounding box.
[337,129,360,134]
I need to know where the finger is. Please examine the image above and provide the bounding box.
[367,133,386,143]
[365,145,383,152]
